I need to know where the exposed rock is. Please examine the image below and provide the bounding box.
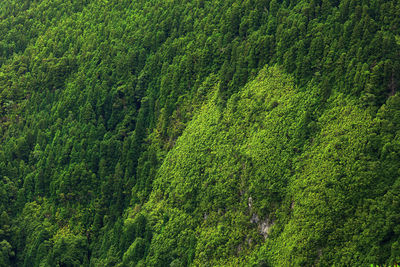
[237,243,243,255]
[259,217,274,239]
[250,213,259,224]
[248,196,253,209]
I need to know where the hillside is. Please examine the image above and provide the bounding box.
[0,0,400,266]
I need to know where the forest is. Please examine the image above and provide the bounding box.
[0,0,400,266]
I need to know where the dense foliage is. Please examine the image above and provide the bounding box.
[0,0,399,266]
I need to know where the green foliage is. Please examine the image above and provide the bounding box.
[0,0,399,266]
[49,229,88,267]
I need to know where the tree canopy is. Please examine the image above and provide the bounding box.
[0,0,399,266]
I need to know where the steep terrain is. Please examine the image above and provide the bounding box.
[0,0,400,266]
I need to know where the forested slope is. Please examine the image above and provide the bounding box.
[0,0,399,266]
